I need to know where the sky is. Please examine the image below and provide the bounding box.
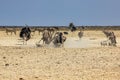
[0,0,120,26]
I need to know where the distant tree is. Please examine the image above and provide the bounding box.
[69,22,74,29]
[68,22,76,32]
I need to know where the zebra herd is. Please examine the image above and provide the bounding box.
[5,27,117,47]
[5,27,83,47]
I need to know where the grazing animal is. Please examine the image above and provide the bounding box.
[6,28,16,35]
[78,31,83,39]
[19,27,31,45]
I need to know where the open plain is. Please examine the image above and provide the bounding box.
[0,29,120,80]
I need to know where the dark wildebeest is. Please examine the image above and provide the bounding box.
[53,32,67,47]
[19,27,31,45]
[6,28,16,35]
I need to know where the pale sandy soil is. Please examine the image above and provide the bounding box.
[0,30,120,80]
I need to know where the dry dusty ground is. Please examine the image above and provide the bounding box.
[0,30,120,48]
[0,30,120,80]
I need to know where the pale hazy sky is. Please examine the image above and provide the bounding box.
[0,0,120,26]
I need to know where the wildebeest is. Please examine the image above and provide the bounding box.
[19,27,31,45]
[6,28,16,35]
[78,31,83,39]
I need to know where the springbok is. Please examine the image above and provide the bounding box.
[6,28,16,35]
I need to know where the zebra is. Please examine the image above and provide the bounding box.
[52,32,67,47]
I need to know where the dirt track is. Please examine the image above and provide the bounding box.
[0,30,120,80]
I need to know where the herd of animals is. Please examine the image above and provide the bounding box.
[5,27,117,47]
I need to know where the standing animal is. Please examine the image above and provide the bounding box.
[78,31,83,39]
[108,32,117,46]
[40,29,52,44]
[19,27,31,45]
[6,28,16,35]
